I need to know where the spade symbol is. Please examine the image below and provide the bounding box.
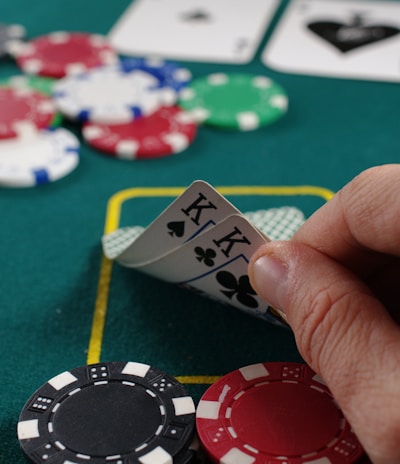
[180,9,212,23]
[167,221,185,237]
[307,13,400,53]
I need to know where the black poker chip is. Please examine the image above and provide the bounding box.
[17,361,196,463]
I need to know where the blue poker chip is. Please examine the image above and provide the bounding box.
[0,127,80,187]
[53,63,178,124]
[120,57,192,92]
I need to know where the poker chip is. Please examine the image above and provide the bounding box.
[196,362,365,463]
[179,73,288,131]
[11,31,118,78]
[0,23,26,58]
[0,127,80,187]
[53,64,177,124]
[0,74,56,96]
[17,361,196,463]
[0,87,58,139]
[121,57,192,92]
[83,106,197,159]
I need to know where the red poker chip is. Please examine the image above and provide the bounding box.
[13,31,117,78]
[0,87,57,139]
[196,362,366,464]
[82,106,197,160]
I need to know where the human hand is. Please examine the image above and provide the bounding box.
[249,165,400,464]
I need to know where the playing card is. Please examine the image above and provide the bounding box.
[133,214,271,317]
[262,0,400,82]
[102,206,305,260]
[244,206,305,240]
[108,0,280,64]
[102,190,305,324]
[110,180,241,266]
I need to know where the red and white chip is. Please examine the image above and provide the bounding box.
[0,87,57,139]
[12,31,117,78]
[196,362,366,464]
[82,106,197,160]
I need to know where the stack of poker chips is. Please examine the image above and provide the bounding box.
[0,31,197,186]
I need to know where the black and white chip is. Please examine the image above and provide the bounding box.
[17,361,196,463]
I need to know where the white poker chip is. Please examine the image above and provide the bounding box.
[0,23,26,58]
[0,128,80,187]
[52,64,178,124]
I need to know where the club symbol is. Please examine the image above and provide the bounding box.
[194,246,216,267]
[216,270,258,308]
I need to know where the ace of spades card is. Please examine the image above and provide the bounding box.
[108,0,279,64]
[262,0,400,82]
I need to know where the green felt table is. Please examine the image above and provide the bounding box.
[1,1,399,462]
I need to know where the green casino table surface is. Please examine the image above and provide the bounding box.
[1,1,399,462]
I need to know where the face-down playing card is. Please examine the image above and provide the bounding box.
[262,0,400,82]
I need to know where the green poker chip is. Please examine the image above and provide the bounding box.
[0,74,56,95]
[0,75,63,127]
[178,73,288,131]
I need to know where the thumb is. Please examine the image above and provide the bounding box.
[249,240,400,464]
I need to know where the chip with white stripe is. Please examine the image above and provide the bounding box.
[82,106,197,160]
[0,127,80,188]
[53,64,177,124]
[196,362,366,463]
[178,73,288,131]
[17,361,196,463]
[0,86,57,140]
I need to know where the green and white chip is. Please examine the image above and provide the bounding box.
[0,74,56,96]
[178,73,288,131]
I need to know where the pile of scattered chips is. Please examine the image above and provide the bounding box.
[0,27,290,186]
[52,56,198,160]
[17,360,368,463]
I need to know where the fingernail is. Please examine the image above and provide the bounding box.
[252,255,289,313]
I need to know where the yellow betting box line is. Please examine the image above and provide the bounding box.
[87,185,334,382]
